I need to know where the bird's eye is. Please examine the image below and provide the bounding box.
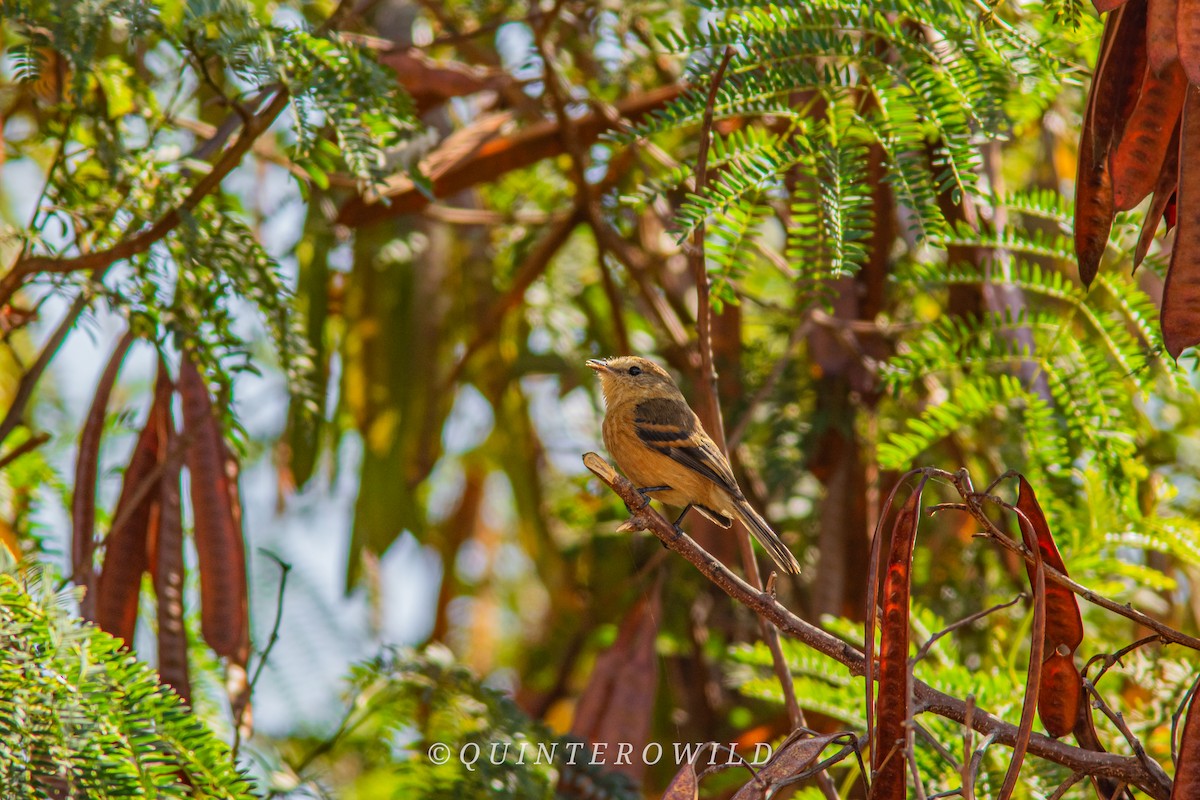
[628,366,642,376]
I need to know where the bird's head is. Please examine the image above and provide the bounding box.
[586,356,679,405]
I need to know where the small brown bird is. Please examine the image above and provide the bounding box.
[587,356,801,575]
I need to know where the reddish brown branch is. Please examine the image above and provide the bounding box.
[680,46,824,791]
[690,46,736,439]
[335,85,684,226]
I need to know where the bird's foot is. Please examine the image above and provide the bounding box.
[671,504,692,540]
[634,485,671,510]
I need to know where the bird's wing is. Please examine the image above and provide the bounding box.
[634,397,741,497]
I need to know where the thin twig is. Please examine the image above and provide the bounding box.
[0,291,90,447]
[774,734,867,791]
[1047,772,1089,800]
[907,742,930,800]
[914,721,962,771]
[1083,679,1173,791]
[695,742,760,783]
[691,45,736,433]
[966,732,996,800]
[912,595,1024,664]
[232,551,292,758]
[0,431,51,471]
[684,44,828,796]
[1082,635,1163,687]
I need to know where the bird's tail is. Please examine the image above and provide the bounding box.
[733,500,801,575]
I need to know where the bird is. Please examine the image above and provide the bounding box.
[587,355,801,575]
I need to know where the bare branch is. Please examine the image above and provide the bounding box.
[0,431,50,471]
[232,551,292,758]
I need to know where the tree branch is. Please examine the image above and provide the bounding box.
[690,46,736,436]
[582,454,1174,799]
[930,498,1200,652]
[0,89,291,307]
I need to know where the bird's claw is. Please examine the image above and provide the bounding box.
[635,485,671,509]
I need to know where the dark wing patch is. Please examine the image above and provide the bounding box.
[660,442,741,498]
[637,426,691,443]
[634,397,695,429]
[635,397,696,444]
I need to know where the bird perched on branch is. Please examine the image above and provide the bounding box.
[587,356,801,575]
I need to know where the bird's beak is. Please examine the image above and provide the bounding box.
[586,359,610,373]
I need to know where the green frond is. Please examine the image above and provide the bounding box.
[0,571,255,798]
[707,199,772,309]
[278,29,419,191]
[879,374,1050,471]
[727,640,866,728]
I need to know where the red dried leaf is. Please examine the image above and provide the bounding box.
[1039,654,1082,738]
[1097,2,1150,148]
[179,354,247,658]
[732,734,840,800]
[662,763,698,800]
[1017,477,1083,738]
[1173,683,1200,798]
[998,485,1048,800]
[1161,85,1200,358]
[1074,704,1124,800]
[570,582,661,783]
[1075,130,1116,287]
[1111,61,1187,211]
[152,360,190,703]
[1134,120,1180,269]
[1076,1,1147,284]
[872,477,927,800]
[95,363,170,645]
[1177,0,1200,85]
[73,329,134,621]
[1147,0,1180,72]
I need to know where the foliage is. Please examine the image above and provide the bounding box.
[0,570,256,798]
[1,0,1199,797]
[0,0,420,393]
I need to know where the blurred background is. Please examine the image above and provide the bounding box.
[3,0,1200,797]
